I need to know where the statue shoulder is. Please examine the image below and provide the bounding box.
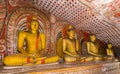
[86,41,92,46]
[19,31,25,33]
[106,48,112,50]
[18,31,27,37]
[87,41,90,44]
[62,38,68,42]
[75,39,79,42]
[57,38,64,58]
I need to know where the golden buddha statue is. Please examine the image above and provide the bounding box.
[86,34,103,61]
[104,43,115,61]
[61,25,80,63]
[4,16,59,66]
[57,25,94,63]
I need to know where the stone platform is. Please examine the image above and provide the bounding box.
[0,61,120,74]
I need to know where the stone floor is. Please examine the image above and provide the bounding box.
[0,61,120,74]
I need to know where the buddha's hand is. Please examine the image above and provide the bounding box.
[21,50,28,56]
[73,55,80,61]
[73,55,79,58]
[97,55,102,57]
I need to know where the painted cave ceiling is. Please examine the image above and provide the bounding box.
[33,0,120,47]
[1,0,120,47]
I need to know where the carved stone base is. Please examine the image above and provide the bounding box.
[0,61,120,74]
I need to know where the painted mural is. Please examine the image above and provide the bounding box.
[0,0,7,63]
[82,0,120,28]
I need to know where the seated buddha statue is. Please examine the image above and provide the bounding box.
[85,34,103,61]
[4,16,59,66]
[62,25,80,64]
[104,43,115,61]
[57,25,95,63]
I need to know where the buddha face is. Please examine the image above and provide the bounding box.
[107,44,112,48]
[67,30,75,39]
[90,35,96,42]
[30,20,39,31]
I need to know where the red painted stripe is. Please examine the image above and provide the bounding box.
[27,57,30,63]
[41,59,45,64]
[36,34,39,50]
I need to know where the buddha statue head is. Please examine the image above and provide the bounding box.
[30,16,39,31]
[67,25,75,39]
[107,43,112,49]
[90,34,96,42]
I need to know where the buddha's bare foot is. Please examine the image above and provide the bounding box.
[80,57,86,62]
[80,56,93,62]
[35,57,46,61]
[34,57,47,65]
[35,59,45,65]
[35,61,42,65]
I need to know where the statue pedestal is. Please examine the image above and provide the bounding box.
[1,61,120,74]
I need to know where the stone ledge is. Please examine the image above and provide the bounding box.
[0,61,120,74]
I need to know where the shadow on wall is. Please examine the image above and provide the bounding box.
[114,47,120,61]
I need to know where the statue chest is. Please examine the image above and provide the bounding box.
[66,40,76,50]
[107,49,114,56]
[25,34,40,43]
[90,43,98,53]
